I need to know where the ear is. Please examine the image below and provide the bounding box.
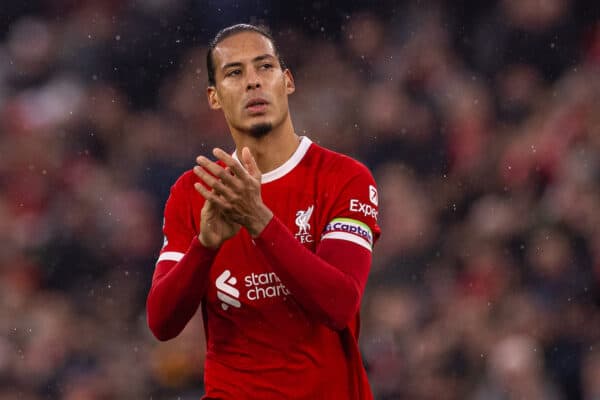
[283,69,295,95]
[207,86,221,110]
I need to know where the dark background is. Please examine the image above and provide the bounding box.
[2,1,600,399]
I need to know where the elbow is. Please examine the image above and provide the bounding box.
[328,319,349,332]
[146,283,198,341]
[327,284,361,331]
[148,320,172,341]
[147,308,168,341]
[146,295,178,341]
[153,331,176,342]
[147,313,178,341]
[328,310,356,331]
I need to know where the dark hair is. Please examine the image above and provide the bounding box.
[206,23,286,86]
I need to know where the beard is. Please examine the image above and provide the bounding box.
[248,122,272,138]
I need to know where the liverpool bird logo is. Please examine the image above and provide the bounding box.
[295,205,314,243]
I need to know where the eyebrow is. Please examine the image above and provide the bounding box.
[221,54,275,71]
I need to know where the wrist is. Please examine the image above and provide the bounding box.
[198,234,221,250]
[248,205,273,238]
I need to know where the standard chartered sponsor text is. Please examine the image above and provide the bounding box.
[245,272,290,300]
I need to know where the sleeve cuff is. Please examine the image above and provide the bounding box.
[189,235,220,257]
[254,215,282,246]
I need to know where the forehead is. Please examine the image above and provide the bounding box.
[212,31,276,66]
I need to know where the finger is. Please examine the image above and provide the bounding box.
[193,165,219,187]
[212,148,247,178]
[193,166,237,200]
[196,155,240,187]
[193,182,232,210]
[241,147,262,181]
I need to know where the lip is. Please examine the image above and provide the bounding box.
[245,97,269,114]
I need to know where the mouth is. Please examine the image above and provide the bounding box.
[245,98,269,114]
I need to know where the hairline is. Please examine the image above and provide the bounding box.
[207,25,285,87]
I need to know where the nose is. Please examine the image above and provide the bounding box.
[246,68,261,91]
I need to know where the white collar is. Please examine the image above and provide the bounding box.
[232,136,312,183]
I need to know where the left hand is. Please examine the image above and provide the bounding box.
[193,147,273,237]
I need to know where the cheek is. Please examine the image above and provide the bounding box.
[280,84,291,107]
[217,81,238,100]
[272,81,289,106]
[218,89,240,113]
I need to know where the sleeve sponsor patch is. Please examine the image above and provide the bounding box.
[321,218,374,251]
[369,185,378,206]
[349,199,378,220]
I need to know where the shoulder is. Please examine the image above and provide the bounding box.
[166,169,205,208]
[170,169,198,193]
[308,141,375,182]
[308,142,379,216]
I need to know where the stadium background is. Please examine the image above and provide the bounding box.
[2,0,600,398]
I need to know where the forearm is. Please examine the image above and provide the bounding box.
[147,237,217,340]
[254,216,371,331]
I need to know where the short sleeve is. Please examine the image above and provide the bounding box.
[156,173,198,264]
[321,160,381,252]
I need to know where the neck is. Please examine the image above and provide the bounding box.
[231,117,299,173]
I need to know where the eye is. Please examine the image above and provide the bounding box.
[260,63,273,70]
[225,69,241,77]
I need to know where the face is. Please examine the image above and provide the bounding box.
[207,31,295,137]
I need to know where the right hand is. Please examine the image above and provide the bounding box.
[194,182,240,250]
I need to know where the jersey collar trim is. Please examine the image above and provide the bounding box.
[232,136,313,184]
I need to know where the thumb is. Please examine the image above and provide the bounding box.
[241,147,261,180]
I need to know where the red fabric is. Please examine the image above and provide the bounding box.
[146,138,379,399]
[147,237,217,340]
[255,215,372,330]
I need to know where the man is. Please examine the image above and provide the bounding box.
[147,24,380,399]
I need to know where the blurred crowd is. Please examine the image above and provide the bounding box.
[1,0,600,399]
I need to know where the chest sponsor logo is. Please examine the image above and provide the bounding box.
[350,199,378,220]
[216,270,241,310]
[369,185,378,206]
[245,272,290,301]
[216,270,290,310]
[295,205,314,244]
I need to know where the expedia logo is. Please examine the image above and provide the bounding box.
[349,199,378,220]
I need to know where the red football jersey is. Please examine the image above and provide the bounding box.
[155,137,380,399]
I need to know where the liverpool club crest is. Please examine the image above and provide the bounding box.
[295,205,314,243]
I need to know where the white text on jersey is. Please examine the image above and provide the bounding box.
[349,199,378,220]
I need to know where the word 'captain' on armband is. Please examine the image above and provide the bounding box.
[321,218,374,251]
[349,199,378,220]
